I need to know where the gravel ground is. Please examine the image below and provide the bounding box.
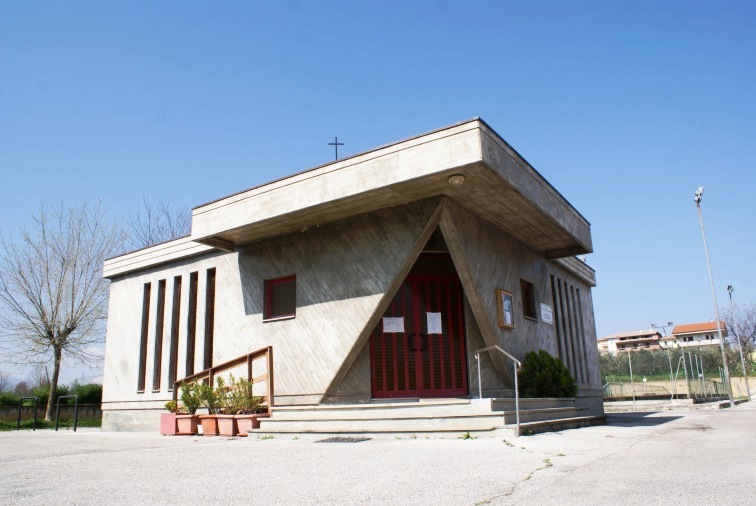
[1,404,754,505]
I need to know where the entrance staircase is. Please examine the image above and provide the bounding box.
[249,397,604,439]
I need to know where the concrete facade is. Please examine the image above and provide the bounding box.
[101,118,603,431]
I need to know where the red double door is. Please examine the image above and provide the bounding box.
[370,274,468,398]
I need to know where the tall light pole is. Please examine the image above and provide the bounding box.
[694,186,734,408]
[727,285,751,399]
[653,322,675,388]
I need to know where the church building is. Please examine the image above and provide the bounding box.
[101,118,603,435]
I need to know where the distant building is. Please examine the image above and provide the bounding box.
[597,330,662,355]
[660,322,726,349]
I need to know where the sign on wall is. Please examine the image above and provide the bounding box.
[540,303,554,325]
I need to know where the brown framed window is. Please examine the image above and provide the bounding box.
[264,275,296,320]
[520,279,537,320]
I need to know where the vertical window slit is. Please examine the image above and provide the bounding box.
[186,272,198,376]
[168,275,182,389]
[137,283,151,393]
[203,268,216,370]
[152,280,166,391]
[557,278,574,378]
[550,275,564,362]
[576,288,590,383]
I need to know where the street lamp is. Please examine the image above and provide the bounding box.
[727,285,751,399]
[651,322,674,337]
[652,322,675,391]
[694,186,734,407]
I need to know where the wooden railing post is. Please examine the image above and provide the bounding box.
[267,346,274,410]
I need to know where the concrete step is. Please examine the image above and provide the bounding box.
[257,412,506,433]
[248,427,519,440]
[492,397,576,411]
[503,406,584,424]
[249,397,592,439]
[519,415,606,435]
[270,398,493,421]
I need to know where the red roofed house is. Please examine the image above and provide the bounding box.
[659,322,727,349]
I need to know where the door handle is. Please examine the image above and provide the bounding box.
[408,334,426,352]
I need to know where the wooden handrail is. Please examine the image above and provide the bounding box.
[173,346,274,413]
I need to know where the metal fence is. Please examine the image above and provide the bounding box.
[600,347,733,401]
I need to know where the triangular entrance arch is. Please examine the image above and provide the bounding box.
[322,198,507,402]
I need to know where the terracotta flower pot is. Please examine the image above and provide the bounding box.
[199,414,219,436]
[160,413,177,435]
[234,413,270,436]
[216,414,237,436]
[176,414,199,435]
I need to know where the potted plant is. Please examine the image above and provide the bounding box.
[214,377,237,437]
[226,374,268,436]
[196,381,221,436]
[160,400,178,436]
[176,383,201,435]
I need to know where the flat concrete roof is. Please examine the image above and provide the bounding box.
[190,118,592,257]
[104,118,594,279]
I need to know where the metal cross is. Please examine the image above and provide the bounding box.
[328,136,344,160]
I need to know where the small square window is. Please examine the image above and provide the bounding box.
[265,275,296,320]
[520,279,537,320]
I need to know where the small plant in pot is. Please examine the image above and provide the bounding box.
[196,381,221,436]
[160,400,179,435]
[176,383,201,435]
[214,377,237,437]
[226,374,268,436]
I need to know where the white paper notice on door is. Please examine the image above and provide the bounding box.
[426,312,443,334]
[383,317,405,333]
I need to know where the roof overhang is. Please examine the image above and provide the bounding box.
[191,119,592,258]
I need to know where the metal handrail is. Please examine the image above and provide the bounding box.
[475,345,522,437]
[16,397,39,431]
[55,395,79,431]
[173,346,274,413]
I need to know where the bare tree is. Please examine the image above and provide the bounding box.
[0,201,124,420]
[127,195,191,250]
[724,303,756,374]
[14,380,30,396]
[0,371,11,393]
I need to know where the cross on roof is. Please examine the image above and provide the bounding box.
[328,136,344,160]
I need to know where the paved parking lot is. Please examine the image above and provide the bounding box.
[2,404,755,505]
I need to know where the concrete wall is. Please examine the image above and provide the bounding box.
[322,198,598,406]
[102,200,439,429]
[102,196,603,430]
[440,199,602,415]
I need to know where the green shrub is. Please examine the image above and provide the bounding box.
[70,383,102,404]
[179,383,201,414]
[29,384,70,405]
[518,350,577,398]
[0,392,21,406]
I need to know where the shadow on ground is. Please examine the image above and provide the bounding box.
[605,412,682,427]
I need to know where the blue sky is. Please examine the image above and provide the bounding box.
[1,1,754,383]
